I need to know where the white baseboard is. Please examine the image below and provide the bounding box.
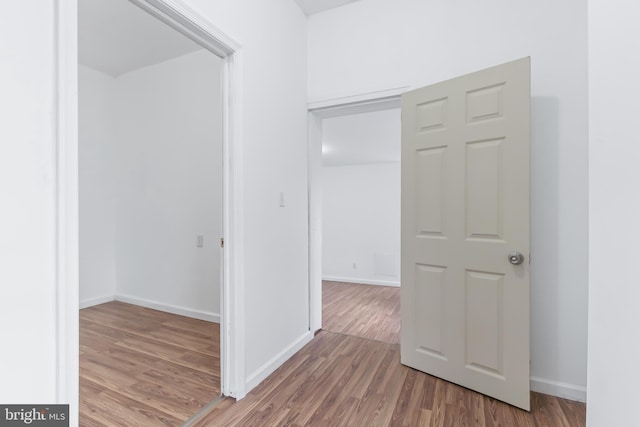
[79,295,115,309]
[115,294,220,323]
[322,276,400,287]
[245,331,314,392]
[530,376,587,402]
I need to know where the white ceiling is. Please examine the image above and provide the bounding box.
[79,0,202,77]
[322,108,401,167]
[294,0,362,15]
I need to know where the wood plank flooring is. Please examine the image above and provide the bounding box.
[80,285,586,426]
[192,281,585,426]
[323,280,401,344]
[79,301,220,426]
[193,331,585,427]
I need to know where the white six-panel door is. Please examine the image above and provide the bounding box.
[400,58,531,410]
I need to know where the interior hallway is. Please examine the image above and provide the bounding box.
[79,301,220,426]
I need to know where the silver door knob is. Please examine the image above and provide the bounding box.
[508,252,525,265]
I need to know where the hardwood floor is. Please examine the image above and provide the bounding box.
[322,280,400,344]
[80,286,586,426]
[79,301,220,426]
[192,331,585,427]
[191,281,585,426]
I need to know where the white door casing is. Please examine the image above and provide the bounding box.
[400,58,531,410]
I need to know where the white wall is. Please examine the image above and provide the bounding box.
[79,65,118,307]
[113,50,222,321]
[309,0,589,399]
[187,0,310,393]
[79,51,222,321]
[0,0,59,404]
[587,1,640,425]
[323,162,400,286]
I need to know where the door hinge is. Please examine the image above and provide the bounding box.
[220,237,224,248]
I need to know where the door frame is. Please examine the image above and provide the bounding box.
[307,87,409,332]
[55,0,247,420]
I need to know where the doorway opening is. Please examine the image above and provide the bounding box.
[320,109,401,343]
[73,0,242,422]
[308,91,405,343]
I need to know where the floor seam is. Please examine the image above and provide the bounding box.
[182,394,226,427]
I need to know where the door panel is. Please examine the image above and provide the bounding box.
[401,57,530,410]
[415,264,447,359]
[416,147,446,236]
[466,138,503,240]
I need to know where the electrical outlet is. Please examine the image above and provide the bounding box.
[197,235,204,248]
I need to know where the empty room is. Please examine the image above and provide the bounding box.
[77,0,223,424]
[320,108,402,345]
